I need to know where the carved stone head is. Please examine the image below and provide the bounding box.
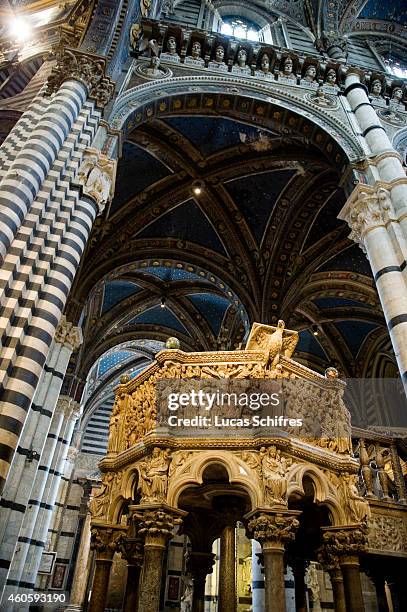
[260,53,270,73]
[325,69,337,85]
[237,48,247,67]
[167,36,177,54]
[215,45,225,63]
[370,79,382,97]
[305,64,316,82]
[392,87,403,102]
[191,41,201,59]
[282,57,293,75]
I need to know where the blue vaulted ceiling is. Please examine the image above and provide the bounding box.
[225,170,296,244]
[112,142,171,211]
[163,116,278,157]
[136,200,227,255]
[359,0,407,24]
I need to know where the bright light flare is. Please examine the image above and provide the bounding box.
[9,17,32,42]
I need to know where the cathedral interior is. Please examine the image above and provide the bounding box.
[0,0,407,611]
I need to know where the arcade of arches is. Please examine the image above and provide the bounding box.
[0,0,407,611]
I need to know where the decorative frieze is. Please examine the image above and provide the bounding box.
[45,48,115,108]
[368,515,407,553]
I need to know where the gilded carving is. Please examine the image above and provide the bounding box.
[259,446,292,506]
[247,512,299,545]
[368,515,407,552]
[322,525,368,557]
[137,448,172,503]
[245,321,299,368]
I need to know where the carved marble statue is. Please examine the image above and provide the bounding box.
[304,64,317,82]
[214,45,225,64]
[280,56,296,80]
[370,79,383,99]
[77,148,115,210]
[107,400,121,452]
[341,473,370,523]
[138,447,172,502]
[305,563,322,612]
[89,472,114,518]
[146,55,161,76]
[391,86,404,106]
[191,41,201,59]
[260,446,290,505]
[325,68,337,86]
[236,49,247,68]
[180,576,193,612]
[166,35,177,55]
[246,320,299,368]
[260,53,270,74]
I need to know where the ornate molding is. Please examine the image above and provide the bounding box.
[132,506,185,545]
[55,315,83,351]
[76,148,117,213]
[90,525,126,558]
[338,184,396,248]
[45,47,115,108]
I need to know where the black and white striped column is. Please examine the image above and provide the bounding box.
[1,397,79,605]
[0,80,87,261]
[339,186,407,392]
[0,320,81,597]
[344,71,407,241]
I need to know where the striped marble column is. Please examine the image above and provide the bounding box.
[344,71,407,242]
[0,47,115,495]
[339,185,407,391]
[1,397,80,605]
[0,317,82,596]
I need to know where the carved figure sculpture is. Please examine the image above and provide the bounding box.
[325,68,337,86]
[304,65,317,82]
[167,36,177,55]
[138,447,172,502]
[215,45,225,63]
[191,41,201,59]
[260,53,270,74]
[236,49,247,68]
[246,320,299,368]
[260,446,289,505]
[370,79,383,99]
[280,56,295,79]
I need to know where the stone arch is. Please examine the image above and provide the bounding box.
[167,450,263,509]
[109,494,128,523]
[287,463,346,525]
[108,75,363,165]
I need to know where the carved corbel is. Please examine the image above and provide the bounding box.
[75,147,117,214]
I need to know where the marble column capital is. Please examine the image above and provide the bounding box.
[116,535,144,566]
[90,524,127,560]
[245,509,300,549]
[186,550,216,578]
[321,524,368,559]
[54,315,83,351]
[55,395,77,417]
[131,504,187,548]
[339,183,396,247]
[45,47,115,108]
[75,147,117,214]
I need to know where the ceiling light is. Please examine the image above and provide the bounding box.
[160,297,166,308]
[192,180,204,196]
[312,324,319,336]
[9,17,32,42]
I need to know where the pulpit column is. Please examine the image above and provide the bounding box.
[246,510,300,612]
[88,526,124,612]
[218,525,237,612]
[322,525,368,612]
[133,506,185,612]
[291,559,308,612]
[117,536,144,612]
[186,551,215,612]
[318,547,346,612]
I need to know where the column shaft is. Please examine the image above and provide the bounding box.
[138,543,166,612]
[123,564,141,612]
[263,545,286,612]
[340,556,365,612]
[88,558,113,612]
[330,570,346,612]
[292,562,307,612]
[218,525,236,612]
